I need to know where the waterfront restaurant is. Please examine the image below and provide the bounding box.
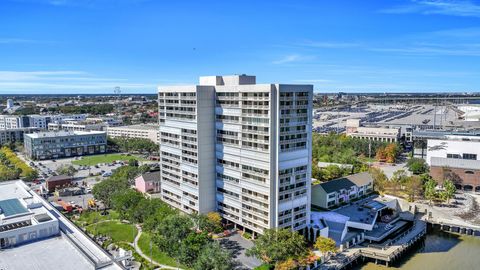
[310,196,413,248]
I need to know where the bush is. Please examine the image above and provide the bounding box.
[242,232,252,240]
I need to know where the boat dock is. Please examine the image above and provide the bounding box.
[317,220,427,269]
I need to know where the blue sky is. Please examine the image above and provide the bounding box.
[1,0,480,94]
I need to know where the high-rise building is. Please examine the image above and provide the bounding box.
[6,99,14,109]
[158,75,313,235]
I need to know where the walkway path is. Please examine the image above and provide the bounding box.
[133,225,181,270]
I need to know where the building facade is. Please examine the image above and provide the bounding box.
[24,131,107,160]
[427,135,480,191]
[0,115,29,129]
[0,127,39,145]
[158,75,313,235]
[107,124,160,144]
[311,172,374,209]
[346,119,400,143]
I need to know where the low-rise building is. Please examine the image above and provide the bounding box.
[45,175,72,193]
[24,130,107,160]
[311,172,374,209]
[107,124,159,144]
[346,119,400,143]
[135,171,161,193]
[0,115,29,129]
[48,119,106,132]
[427,135,480,191]
[0,180,125,269]
[0,127,39,145]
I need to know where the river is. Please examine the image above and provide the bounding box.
[355,230,480,270]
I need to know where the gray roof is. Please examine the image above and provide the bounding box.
[319,178,356,193]
[431,157,480,170]
[318,172,373,193]
[140,171,160,182]
[46,175,71,182]
[347,172,374,187]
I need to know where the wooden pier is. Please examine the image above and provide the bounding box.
[317,220,427,270]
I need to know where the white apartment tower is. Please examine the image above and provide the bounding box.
[158,75,313,235]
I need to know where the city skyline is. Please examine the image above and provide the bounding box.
[1,0,480,94]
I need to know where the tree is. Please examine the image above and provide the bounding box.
[56,165,77,176]
[178,231,211,264]
[375,147,386,162]
[143,200,177,232]
[404,175,423,202]
[275,259,297,270]
[407,158,429,175]
[424,178,438,205]
[128,158,139,167]
[92,177,129,208]
[391,169,408,195]
[442,179,456,204]
[155,215,194,257]
[322,165,344,181]
[369,167,387,194]
[314,236,337,255]
[110,189,144,220]
[384,143,399,163]
[193,242,234,270]
[246,228,308,265]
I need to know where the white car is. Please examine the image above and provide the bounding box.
[102,172,112,177]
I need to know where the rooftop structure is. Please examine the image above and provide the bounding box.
[0,180,124,269]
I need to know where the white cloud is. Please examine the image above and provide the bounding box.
[272,54,314,65]
[0,70,156,93]
[381,0,480,18]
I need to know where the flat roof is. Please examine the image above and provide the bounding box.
[25,130,106,138]
[0,234,97,270]
[108,124,158,130]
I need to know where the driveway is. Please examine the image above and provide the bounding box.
[218,232,262,270]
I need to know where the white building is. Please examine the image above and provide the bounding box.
[426,135,480,166]
[107,124,159,144]
[6,99,14,109]
[0,115,29,130]
[0,180,125,269]
[345,119,400,143]
[158,75,313,235]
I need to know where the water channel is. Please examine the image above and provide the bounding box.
[355,229,480,270]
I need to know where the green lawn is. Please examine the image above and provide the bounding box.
[72,153,147,166]
[137,232,181,268]
[75,210,120,226]
[86,221,137,243]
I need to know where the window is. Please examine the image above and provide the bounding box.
[465,170,475,175]
[447,153,461,159]
[463,153,477,160]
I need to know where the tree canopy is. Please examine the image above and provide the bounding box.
[247,228,309,265]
